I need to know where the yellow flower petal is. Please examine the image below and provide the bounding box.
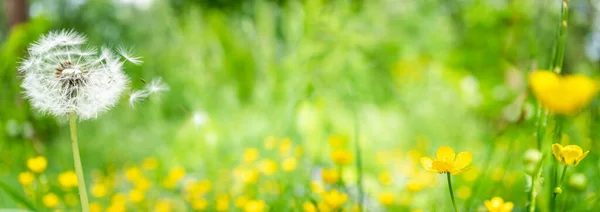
[454,152,472,170]
[501,202,514,211]
[575,150,590,166]
[420,157,434,172]
[552,143,563,163]
[436,146,455,162]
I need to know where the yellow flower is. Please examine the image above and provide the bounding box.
[18,172,34,186]
[484,197,514,212]
[310,181,325,194]
[323,189,348,209]
[328,135,348,149]
[216,194,229,211]
[134,177,151,191]
[129,189,145,203]
[552,143,589,166]
[191,198,208,210]
[420,146,472,174]
[169,167,186,181]
[259,159,278,175]
[125,167,142,182]
[282,157,297,172]
[378,171,392,185]
[90,202,103,212]
[244,200,266,212]
[58,171,78,189]
[331,150,353,166]
[303,202,317,212]
[235,195,249,208]
[457,186,472,200]
[155,199,173,212]
[378,192,395,206]
[279,138,293,156]
[27,156,47,173]
[43,193,60,208]
[529,70,598,115]
[92,183,108,197]
[142,157,158,170]
[321,169,340,184]
[243,148,260,163]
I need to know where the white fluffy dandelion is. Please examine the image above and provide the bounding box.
[19,30,141,120]
[146,77,169,94]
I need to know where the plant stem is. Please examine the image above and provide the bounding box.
[551,0,569,73]
[446,173,459,212]
[552,165,568,211]
[69,113,89,212]
[354,111,364,212]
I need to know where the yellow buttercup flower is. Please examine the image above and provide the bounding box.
[331,150,353,166]
[244,200,266,212]
[90,202,103,212]
[529,70,598,115]
[125,167,142,182]
[282,157,297,172]
[323,189,348,209]
[58,171,78,188]
[142,157,158,170]
[155,199,173,212]
[328,135,348,149]
[129,189,145,203]
[321,169,340,184]
[484,197,514,212]
[420,146,472,175]
[259,159,278,175]
[378,192,395,206]
[43,193,60,208]
[191,198,208,210]
[279,138,293,156]
[378,171,392,185]
[552,144,589,166]
[216,194,229,211]
[18,172,34,186]
[91,183,108,198]
[27,156,47,173]
[303,202,317,212]
[243,148,260,163]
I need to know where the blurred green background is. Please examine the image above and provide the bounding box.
[1,0,600,211]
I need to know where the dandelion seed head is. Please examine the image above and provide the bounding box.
[19,30,139,120]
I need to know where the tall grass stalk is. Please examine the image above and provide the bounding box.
[354,111,364,211]
[69,113,89,211]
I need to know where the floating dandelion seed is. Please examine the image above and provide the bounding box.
[117,45,143,65]
[146,77,169,94]
[129,90,150,107]
[19,30,141,120]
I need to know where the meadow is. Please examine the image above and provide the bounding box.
[1,0,600,211]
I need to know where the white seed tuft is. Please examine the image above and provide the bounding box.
[117,45,143,65]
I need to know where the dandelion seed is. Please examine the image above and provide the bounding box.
[20,30,139,120]
[117,45,143,65]
[145,77,169,94]
[129,90,150,107]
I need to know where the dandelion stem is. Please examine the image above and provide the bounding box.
[446,173,459,212]
[69,113,89,212]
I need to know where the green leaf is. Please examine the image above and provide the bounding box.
[0,181,37,211]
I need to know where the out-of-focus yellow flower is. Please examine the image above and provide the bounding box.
[321,169,340,184]
[244,200,266,212]
[406,180,424,192]
[295,146,304,157]
[185,179,212,201]
[331,150,353,166]
[420,146,472,175]
[58,171,78,189]
[484,197,514,212]
[125,167,143,182]
[311,181,325,194]
[328,135,348,149]
[216,194,229,211]
[323,189,348,209]
[90,202,103,212]
[552,143,589,166]
[398,192,413,206]
[378,171,392,185]
[43,193,59,208]
[129,189,145,203]
[378,192,395,206]
[243,148,260,163]
[134,177,151,191]
[282,157,297,172]
[264,136,277,150]
[112,193,127,205]
[18,172,34,186]
[457,186,472,200]
[107,194,127,212]
[155,199,173,212]
[142,157,158,170]
[27,156,47,173]
[163,167,186,189]
[191,198,208,210]
[279,138,293,156]
[529,70,598,115]
[234,168,259,184]
[92,183,108,198]
[303,202,317,212]
[259,159,278,175]
[235,195,249,208]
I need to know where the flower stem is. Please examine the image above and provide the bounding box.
[354,111,364,212]
[446,173,459,212]
[69,113,89,212]
[550,0,569,73]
